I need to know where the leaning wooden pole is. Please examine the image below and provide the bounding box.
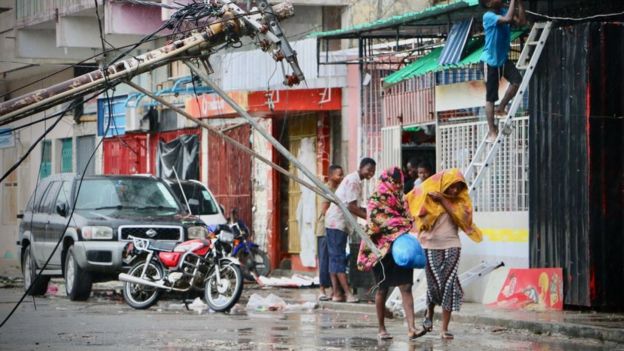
[185,60,381,257]
[124,81,333,202]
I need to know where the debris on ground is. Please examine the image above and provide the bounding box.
[188,297,211,314]
[46,283,59,296]
[246,293,317,312]
[0,276,23,289]
[257,274,317,288]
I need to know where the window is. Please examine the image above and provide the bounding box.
[60,138,72,173]
[26,181,50,212]
[74,179,179,211]
[170,183,219,215]
[40,140,52,179]
[55,181,72,211]
[38,182,61,214]
[97,95,127,137]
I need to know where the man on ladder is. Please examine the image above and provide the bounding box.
[480,0,527,142]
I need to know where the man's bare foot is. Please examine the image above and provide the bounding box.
[486,130,498,143]
[495,107,507,117]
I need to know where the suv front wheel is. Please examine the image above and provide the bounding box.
[64,246,92,301]
[22,245,50,295]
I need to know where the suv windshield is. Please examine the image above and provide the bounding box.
[75,178,180,211]
[170,182,219,216]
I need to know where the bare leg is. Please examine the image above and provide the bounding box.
[423,303,434,332]
[485,101,498,141]
[376,287,390,336]
[336,273,356,300]
[330,273,343,300]
[399,284,416,334]
[496,83,519,115]
[441,309,454,339]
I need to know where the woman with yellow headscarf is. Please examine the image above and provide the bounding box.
[406,168,482,340]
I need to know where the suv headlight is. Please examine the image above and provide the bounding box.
[81,226,114,240]
[187,226,209,239]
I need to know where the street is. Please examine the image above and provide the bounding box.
[0,282,620,351]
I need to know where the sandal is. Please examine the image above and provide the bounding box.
[331,296,346,302]
[345,296,359,303]
[377,332,393,340]
[318,294,330,302]
[422,317,433,332]
[440,332,454,340]
[408,329,427,340]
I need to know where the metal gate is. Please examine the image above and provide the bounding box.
[437,116,529,212]
[380,126,402,171]
[207,124,252,228]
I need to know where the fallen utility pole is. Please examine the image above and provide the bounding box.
[184,60,381,257]
[0,0,299,127]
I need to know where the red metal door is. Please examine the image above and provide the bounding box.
[103,134,148,175]
[207,125,252,227]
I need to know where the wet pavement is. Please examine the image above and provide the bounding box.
[0,281,623,350]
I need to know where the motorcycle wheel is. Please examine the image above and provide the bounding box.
[122,260,164,310]
[204,263,243,312]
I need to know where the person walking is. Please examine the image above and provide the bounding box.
[406,169,483,340]
[480,0,527,142]
[325,157,376,303]
[316,164,344,301]
[357,166,422,340]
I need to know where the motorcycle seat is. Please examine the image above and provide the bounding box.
[148,241,178,252]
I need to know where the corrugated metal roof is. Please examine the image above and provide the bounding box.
[383,30,525,88]
[309,0,479,39]
[213,38,346,92]
[438,18,474,65]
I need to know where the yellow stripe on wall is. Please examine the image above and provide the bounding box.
[481,228,529,243]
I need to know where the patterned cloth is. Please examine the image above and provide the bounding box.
[406,168,483,243]
[357,167,414,272]
[425,248,463,312]
[325,172,362,231]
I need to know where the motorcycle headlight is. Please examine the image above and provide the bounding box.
[218,230,234,243]
[81,226,114,240]
[187,226,209,239]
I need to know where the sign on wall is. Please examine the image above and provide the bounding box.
[488,268,564,310]
[0,128,14,149]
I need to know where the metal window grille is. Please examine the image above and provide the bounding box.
[361,69,391,198]
[437,116,529,212]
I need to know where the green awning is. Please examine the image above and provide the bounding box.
[383,30,526,88]
[309,0,480,39]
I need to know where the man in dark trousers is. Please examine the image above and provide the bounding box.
[480,0,527,142]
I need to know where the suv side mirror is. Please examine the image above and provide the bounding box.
[16,212,24,219]
[56,203,68,217]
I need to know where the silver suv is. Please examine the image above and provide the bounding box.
[18,174,208,301]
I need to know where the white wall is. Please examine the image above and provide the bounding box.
[459,211,529,303]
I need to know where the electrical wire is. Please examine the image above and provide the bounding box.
[122,0,182,10]
[526,9,624,21]
[1,5,264,101]
[0,0,124,328]
[0,88,109,328]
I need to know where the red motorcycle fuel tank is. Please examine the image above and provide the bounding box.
[158,239,211,268]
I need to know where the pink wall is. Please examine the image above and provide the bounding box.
[105,2,164,36]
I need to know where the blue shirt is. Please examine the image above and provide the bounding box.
[481,8,511,67]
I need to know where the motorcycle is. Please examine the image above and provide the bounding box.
[227,221,271,281]
[118,226,243,311]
